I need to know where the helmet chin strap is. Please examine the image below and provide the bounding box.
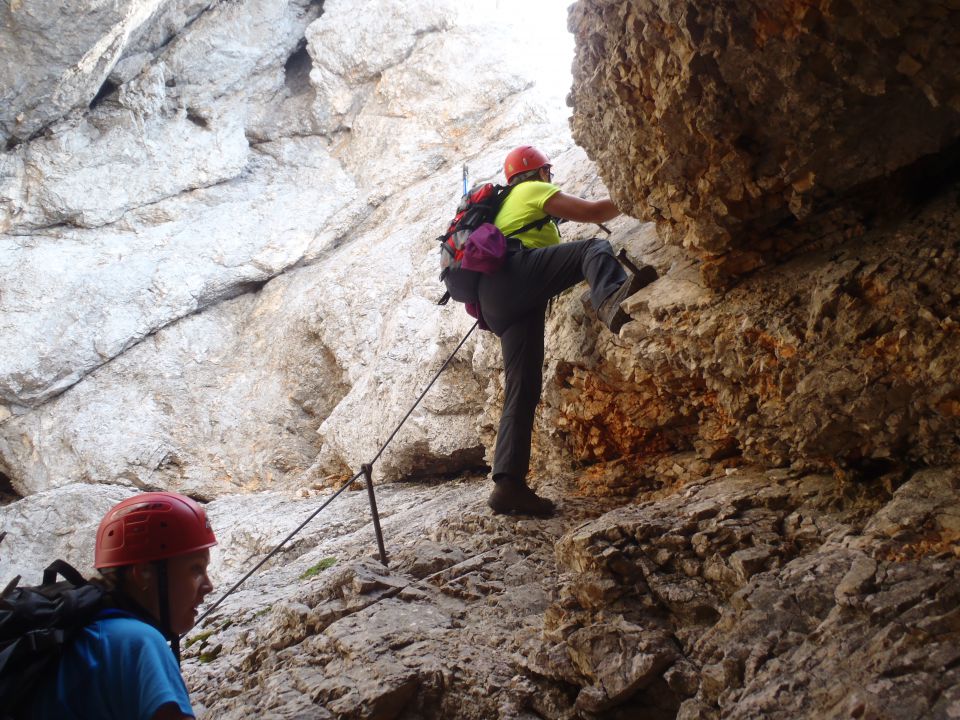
[153,559,181,664]
[110,561,182,664]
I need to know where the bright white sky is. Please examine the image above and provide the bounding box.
[496,0,573,97]
[497,0,576,100]
[460,0,576,108]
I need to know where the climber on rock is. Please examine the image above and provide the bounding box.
[480,145,658,518]
[28,492,217,720]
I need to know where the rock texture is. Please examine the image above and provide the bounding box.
[539,467,960,719]
[0,0,575,498]
[3,464,955,719]
[569,0,960,281]
[0,483,136,582]
[530,184,960,480]
[1,0,172,145]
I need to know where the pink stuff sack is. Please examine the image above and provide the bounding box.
[460,223,507,274]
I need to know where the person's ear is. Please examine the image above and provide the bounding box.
[129,562,154,591]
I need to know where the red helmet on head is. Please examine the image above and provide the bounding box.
[95,491,218,569]
[504,145,551,184]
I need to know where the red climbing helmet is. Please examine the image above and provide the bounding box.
[504,145,551,184]
[95,491,218,569]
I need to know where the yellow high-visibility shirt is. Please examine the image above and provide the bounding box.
[493,180,561,248]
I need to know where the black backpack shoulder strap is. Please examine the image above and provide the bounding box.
[41,560,87,587]
[493,183,513,203]
[497,181,558,240]
[506,214,557,239]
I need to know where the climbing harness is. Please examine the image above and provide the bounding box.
[197,320,479,624]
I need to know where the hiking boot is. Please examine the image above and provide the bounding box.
[487,476,556,518]
[597,264,659,334]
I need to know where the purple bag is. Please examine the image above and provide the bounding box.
[441,222,508,308]
[460,223,507,274]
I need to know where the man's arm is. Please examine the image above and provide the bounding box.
[543,192,620,224]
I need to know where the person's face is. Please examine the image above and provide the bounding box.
[539,165,553,182]
[164,548,213,635]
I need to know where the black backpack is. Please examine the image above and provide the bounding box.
[437,182,555,306]
[438,182,513,305]
[0,560,109,718]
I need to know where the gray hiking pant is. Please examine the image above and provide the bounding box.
[477,237,626,482]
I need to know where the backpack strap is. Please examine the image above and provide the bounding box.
[2,575,20,598]
[41,560,87,587]
[500,177,559,240]
[505,213,557,240]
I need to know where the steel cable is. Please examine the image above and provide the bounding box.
[197,320,479,624]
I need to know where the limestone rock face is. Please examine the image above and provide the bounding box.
[530,185,960,480]
[9,464,950,719]
[534,467,960,719]
[0,0,575,498]
[0,286,341,499]
[1,0,334,416]
[568,0,960,273]
[0,483,136,583]
[1,137,355,411]
[0,0,171,145]
[306,0,451,136]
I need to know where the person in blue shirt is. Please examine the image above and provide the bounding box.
[30,492,217,720]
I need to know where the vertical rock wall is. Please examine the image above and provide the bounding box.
[532,189,960,481]
[0,0,578,499]
[569,0,960,281]
[552,0,960,482]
